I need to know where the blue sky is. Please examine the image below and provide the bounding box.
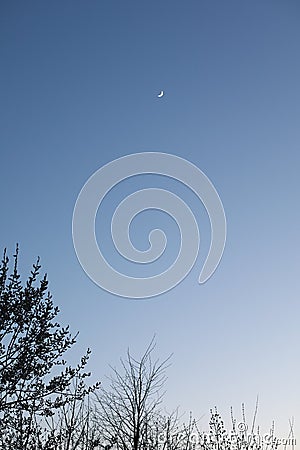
[1,0,299,441]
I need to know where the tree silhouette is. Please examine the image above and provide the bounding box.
[94,339,172,450]
[0,246,100,449]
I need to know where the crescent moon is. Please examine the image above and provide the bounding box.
[158,91,164,98]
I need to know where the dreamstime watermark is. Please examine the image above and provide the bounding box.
[100,424,296,450]
[72,152,226,298]
[155,424,297,448]
[155,433,297,448]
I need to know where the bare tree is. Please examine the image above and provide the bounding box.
[94,339,172,450]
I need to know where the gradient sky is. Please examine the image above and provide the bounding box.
[1,0,299,443]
